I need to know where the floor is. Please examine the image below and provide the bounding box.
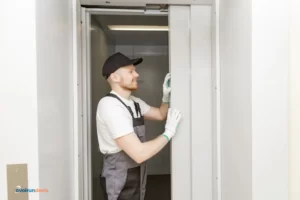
[145,174,171,200]
[93,174,171,200]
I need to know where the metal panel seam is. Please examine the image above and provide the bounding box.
[189,5,193,200]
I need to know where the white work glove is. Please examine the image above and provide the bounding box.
[163,108,182,141]
[162,73,171,103]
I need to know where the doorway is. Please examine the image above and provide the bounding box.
[82,6,171,200]
[79,4,218,200]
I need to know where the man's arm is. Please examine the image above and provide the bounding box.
[143,73,171,121]
[115,132,168,164]
[116,108,181,164]
[144,102,168,121]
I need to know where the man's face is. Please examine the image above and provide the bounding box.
[116,64,139,91]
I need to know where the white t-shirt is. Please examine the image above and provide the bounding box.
[96,90,151,154]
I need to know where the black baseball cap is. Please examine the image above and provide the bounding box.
[102,52,143,79]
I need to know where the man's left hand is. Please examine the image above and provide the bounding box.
[162,73,171,103]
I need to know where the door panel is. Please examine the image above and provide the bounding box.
[190,5,213,200]
[169,5,213,200]
[169,5,192,200]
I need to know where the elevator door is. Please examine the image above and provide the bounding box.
[169,5,213,200]
[79,4,215,200]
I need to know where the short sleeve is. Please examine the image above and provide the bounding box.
[131,96,151,115]
[100,100,134,139]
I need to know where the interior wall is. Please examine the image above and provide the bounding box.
[289,0,300,199]
[252,0,289,199]
[36,0,74,199]
[90,16,115,200]
[73,1,83,200]
[0,1,39,200]
[115,45,170,175]
[219,0,252,199]
[212,1,221,200]
[220,0,289,199]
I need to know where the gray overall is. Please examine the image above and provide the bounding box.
[100,93,147,200]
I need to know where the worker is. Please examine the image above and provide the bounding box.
[96,52,182,200]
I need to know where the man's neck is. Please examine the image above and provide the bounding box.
[111,87,131,100]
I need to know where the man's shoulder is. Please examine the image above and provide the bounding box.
[97,96,132,120]
[130,95,144,103]
[98,96,124,109]
[130,95,151,115]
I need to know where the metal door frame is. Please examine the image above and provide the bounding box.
[75,4,221,200]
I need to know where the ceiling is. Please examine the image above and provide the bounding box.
[92,15,169,45]
[80,0,212,6]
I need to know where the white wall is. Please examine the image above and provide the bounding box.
[0,0,75,199]
[252,0,289,199]
[0,1,39,200]
[115,45,170,175]
[219,0,252,199]
[212,1,221,200]
[36,0,74,199]
[289,0,300,199]
[73,1,83,200]
[220,0,289,200]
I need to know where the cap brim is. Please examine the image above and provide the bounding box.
[131,58,143,66]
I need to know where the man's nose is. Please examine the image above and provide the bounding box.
[134,71,139,77]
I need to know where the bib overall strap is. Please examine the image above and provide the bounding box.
[105,93,134,118]
[133,102,142,118]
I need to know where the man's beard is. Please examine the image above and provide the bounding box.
[120,81,138,91]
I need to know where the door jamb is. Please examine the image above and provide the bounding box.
[76,5,221,200]
[79,7,169,200]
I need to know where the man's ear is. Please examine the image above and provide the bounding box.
[110,73,120,83]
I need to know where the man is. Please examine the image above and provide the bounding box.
[96,52,182,200]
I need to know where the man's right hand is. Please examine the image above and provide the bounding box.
[163,108,182,141]
[116,108,182,163]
